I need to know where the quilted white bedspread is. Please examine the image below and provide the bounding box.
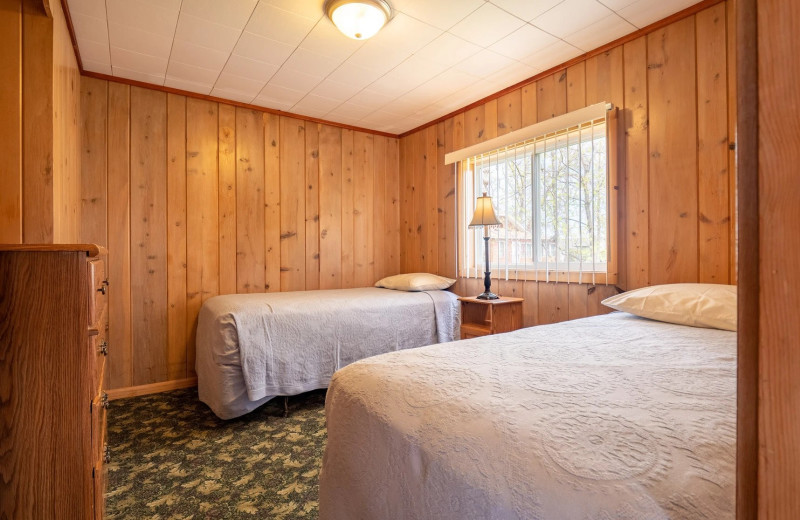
[196,287,459,419]
[320,312,736,519]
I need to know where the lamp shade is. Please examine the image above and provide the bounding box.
[325,0,391,40]
[469,192,502,227]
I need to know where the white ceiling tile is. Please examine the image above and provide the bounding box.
[180,0,257,29]
[282,48,345,78]
[490,62,539,88]
[327,102,374,120]
[256,83,307,105]
[108,23,172,58]
[520,40,582,70]
[346,41,415,75]
[209,87,256,103]
[110,47,168,74]
[259,0,323,21]
[234,32,296,66]
[299,20,364,60]
[70,12,109,43]
[106,0,179,37]
[164,76,213,94]
[532,0,614,39]
[453,49,515,76]
[326,62,383,90]
[245,2,317,46]
[77,38,110,64]
[213,71,265,96]
[350,89,395,109]
[310,79,362,102]
[597,0,638,9]
[173,13,242,52]
[292,94,342,114]
[448,3,526,47]
[414,33,481,67]
[489,24,558,61]
[389,56,442,83]
[390,0,485,30]
[167,60,221,84]
[368,13,440,53]
[268,67,322,92]
[170,39,230,71]
[358,111,400,127]
[618,0,698,28]
[364,77,412,98]
[112,65,165,84]
[82,59,112,75]
[564,13,636,52]
[489,0,564,21]
[140,0,182,11]
[67,0,107,17]
[224,54,279,82]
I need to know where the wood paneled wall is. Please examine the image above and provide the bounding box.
[0,0,80,244]
[79,78,401,389]
[399,1,735,327]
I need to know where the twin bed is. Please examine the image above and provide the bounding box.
[196,286,460,419]
[319,302,736,518]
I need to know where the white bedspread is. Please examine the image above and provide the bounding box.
[196,287,459,419]
[320,312,736,519]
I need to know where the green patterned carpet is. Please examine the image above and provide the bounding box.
[106,388,327,519]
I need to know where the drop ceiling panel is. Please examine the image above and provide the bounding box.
[532,0,615,39]
[69,0,705,133]
[449,3,526,48]
[223,54,280,83]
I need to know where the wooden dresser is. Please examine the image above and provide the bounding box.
[0,244,109,519]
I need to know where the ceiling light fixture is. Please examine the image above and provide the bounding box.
[324,0,392,40]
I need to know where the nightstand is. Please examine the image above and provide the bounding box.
[458,296,524,339]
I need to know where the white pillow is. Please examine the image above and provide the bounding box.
[374,273,456,292]
[601,283,737,331]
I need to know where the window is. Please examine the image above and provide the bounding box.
[454,105,617,285]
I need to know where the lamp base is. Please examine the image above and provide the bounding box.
[475,291,499,300]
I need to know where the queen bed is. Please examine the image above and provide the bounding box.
[319,308,736,519]
[196,286,460,419]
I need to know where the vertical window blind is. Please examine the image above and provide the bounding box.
[452,103,616,285]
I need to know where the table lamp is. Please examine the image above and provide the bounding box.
[468,192,502,299]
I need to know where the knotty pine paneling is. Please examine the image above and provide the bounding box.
[399,1,735,327]
[130,86,168,386]
[0,0,22,243]
[80,81,401,389]
[0,0,81,244]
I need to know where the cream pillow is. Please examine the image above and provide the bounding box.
[601,283,737,331]
[375,273,456,292]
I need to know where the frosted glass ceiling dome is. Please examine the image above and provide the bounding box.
[324,0,392,40]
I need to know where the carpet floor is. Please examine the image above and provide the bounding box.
[106,388,327,519]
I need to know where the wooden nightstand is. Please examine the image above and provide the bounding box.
[458,296,524,339]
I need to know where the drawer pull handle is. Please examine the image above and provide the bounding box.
[103,444,111,464]
[101,392,109,409]
[97,285,107,295]
[99,341,108,356]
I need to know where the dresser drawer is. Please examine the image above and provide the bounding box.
[93,460,106,520]
[90,330,108,397]
[88,259,107,327]
[92,392,108,472]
